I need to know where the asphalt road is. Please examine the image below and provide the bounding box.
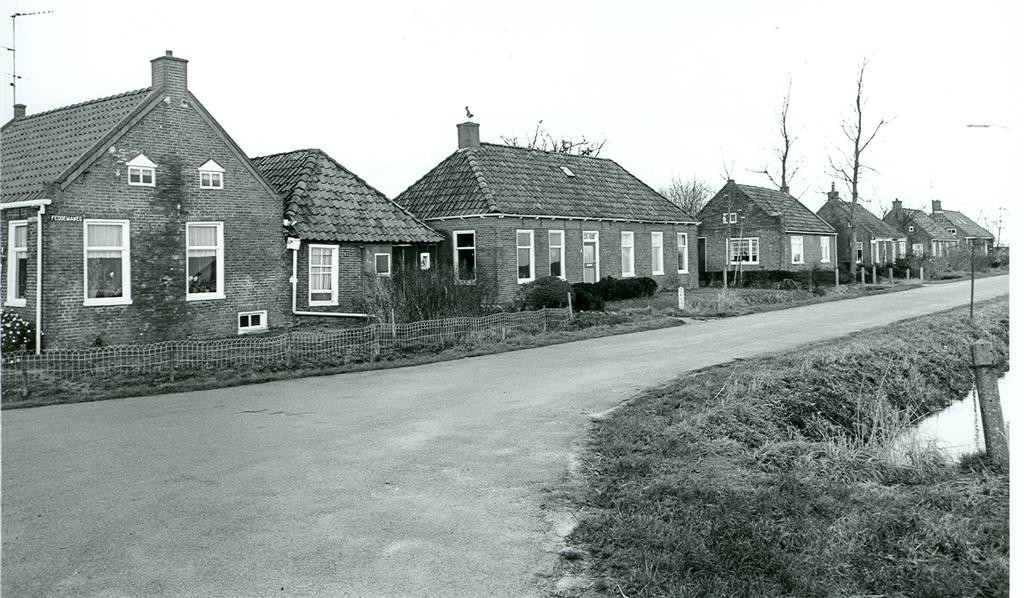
[1,276,1009,597]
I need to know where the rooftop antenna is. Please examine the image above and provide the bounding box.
[5,10,54,109]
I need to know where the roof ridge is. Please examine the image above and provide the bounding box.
[251,148,323,161]
[463,148,500,212]
[478,141,612,162]
[607,157,698,221]
[10,87,152,122]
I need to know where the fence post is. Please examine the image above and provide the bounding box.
[371,324,381,361]
[860,268,866,285]
[567,292,574,320]
[972,340,1008,467]
[677,286,685,311]
[19,352,30,400]
[888,267,893,285]
[919,266,925,281]
[169,343,176,382]
[286,333,293,368]
[722,265,728,289]
[871,265,877,284]
[906,267,910,281]
[834,266,840,289]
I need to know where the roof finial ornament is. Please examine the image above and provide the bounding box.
[465,106,474,119]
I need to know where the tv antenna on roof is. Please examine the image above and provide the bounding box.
[4,10,54,109]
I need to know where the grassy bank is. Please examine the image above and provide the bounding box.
[567,298,1009,597]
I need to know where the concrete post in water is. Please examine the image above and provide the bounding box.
[677,286,685,311]
[872,265,877,284]
[972,340,1008,467]
[888,267,893,285]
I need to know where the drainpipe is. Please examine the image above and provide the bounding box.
[288,239,375,320]
[1,199,52,354]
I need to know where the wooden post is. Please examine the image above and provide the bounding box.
[834,266,840,288]
[972,341,1007,467]
[677,286,685,311]
[722,265,728,289]
[871,265,877,284]
[919,266,925,281]
[567,291,574,319]
[970,240,976,320]
[169,343,176,382]
[860,267,866,285]
[906,267,910,281]
[19,352,30,400]
[888,267,893,285]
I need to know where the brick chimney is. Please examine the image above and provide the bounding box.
[891,198,902,212]
[151,50,188,102]
[827,182,840,201]
[457,121,480,149]
[780,184,790,194]
[13,103,26,118]
[931,199,942,213]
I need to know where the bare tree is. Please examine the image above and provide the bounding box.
[981,206,1007,247]
[659,176,713,215]
[500,120,605,156]
[753,78,799,192]
[829,60,890,274]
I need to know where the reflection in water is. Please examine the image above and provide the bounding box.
[896,379,1009,462]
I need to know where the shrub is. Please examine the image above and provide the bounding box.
[2,311,35,353]
[570,284,606,311]
[701,269,854,288]
[576,276,658,302]
[513,276,572,310]
[779,279,800,290]
[360,266,499,323]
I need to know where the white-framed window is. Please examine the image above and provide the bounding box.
[126,154,156,187]
[871,240,880,264]
[516,229,535,283]
[308,244,339,306]
[855,241,864,263]
[83,219,131,306]
[374,252,392,276]
[651,231,664,275]
[820,236,831,263]
[908,225,915,232]
[912,243,924,257]
[728,237,759,265]
[238,310,268,334]
[198,159,225,189]
[548,230,565,279]
[6,220,28,307]
[948,227,957,235]
[454,230,476,282]
[676,232,689,273]
[790,235,804,264]
[620,231,635,277]
[186,222,224,301]
[898,240,907,258]
[721,212,738,224]
[419,252,431,270]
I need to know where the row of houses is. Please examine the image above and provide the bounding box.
[0,52,994,350]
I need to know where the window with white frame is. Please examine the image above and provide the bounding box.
[820,236,831,263]
[6,221,28,306]
[855,241,864,263]
[676,232,689,273]
[198,159,225,189]
[721,212,738,224]
[126,154,156,187]
[84,220,131,305]
[790,236,804,264]
[912,243,924,257]
[516,230,535,283]
[871,240,880,264]
[374,252,391,276]
[898,240,907,258]
[238,310,267,334]
[948,228,957,235]
[186,222,224,300]
[728,237,759,265]
[308,244,339,305]
[908,225,915,232]
[454,231,476,282]
[419,252,431,270]
[548,230,565,279]
[651,232,664,275]
[620,231,635,276]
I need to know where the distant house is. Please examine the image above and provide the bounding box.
[394,121,699,301]
[816,184,907,268]
[696,180,837,274]
[882,199,959,258]
[927,200,994,254]
[251,149,442,315]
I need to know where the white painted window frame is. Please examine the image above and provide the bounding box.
[651,231,664,275]
[855,241,864,264]
[912,242,924,257]
[516,229,535,284]
[308,243,339,306]
[727,237,759,265]
[238,310,268,334]
[548,230,566,280]
[620,231,635,277]
[898,240,907,258]
[198,159,225,189]
[790,235,804,264]
[453,230,476,283]
[83,219,132,306]
[676,232,689,273]
[374,252,392,276]
[185,222,225,301]
[126,154,157,187]
[820,236,831,263]
[6,220,28,307]
[729,213,738,224]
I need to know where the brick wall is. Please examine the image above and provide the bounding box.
[426,217,698,302]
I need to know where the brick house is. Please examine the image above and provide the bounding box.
[926,200,994,254]
[394,121,699,302]
[696,180,837,275]
[882,199,959,258]
[250,149,441,314]
[815,185,907,268]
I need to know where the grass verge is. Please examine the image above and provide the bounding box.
[567,298,1009,597]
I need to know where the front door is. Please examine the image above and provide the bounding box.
[582,231,599,283]
[697,237,707,275]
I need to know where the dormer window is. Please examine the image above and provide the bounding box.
[198,159,225,189]
[126,154,157,187]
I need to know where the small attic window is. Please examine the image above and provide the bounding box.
[559,166,576,178]
[198,159,225,189]
[126,154,157,187]
[908,225,915,232]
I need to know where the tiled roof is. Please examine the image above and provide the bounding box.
[818,198,903,239]
[932,209,993,239]
[734,184,836,234]
[396,143,697,223]
[1,88,155,202]
[899,208,959,241]
[251,149,442,244]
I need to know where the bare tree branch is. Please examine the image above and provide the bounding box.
[500,120,605,156]
[658,176,714,216]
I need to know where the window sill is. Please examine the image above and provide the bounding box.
[127,182,156,188]
[652,271,665,276]
[84,298,132,307]
[238,327,269,335]
[621,273,635,278]
[676,270,689,274]
[309,300,339,307]
[5,299,27,308]
[187,293,226,302]
[517,278,535,285]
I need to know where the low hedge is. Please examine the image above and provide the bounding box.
[700,269,855,288]
[574,276,658,302]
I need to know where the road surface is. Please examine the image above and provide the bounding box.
[1,276,1008,597]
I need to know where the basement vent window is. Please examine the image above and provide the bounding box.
[126,154,157,187]
[238,310,268,334]
[559,166,575,178]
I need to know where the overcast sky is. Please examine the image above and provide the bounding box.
[2,0,1020,241]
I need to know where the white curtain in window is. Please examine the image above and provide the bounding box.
[188,225,218,257]
[87,223,122,248]
[13,225,27,248]
[310,247,334,291]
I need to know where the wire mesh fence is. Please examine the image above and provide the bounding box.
[1,307,572,385]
